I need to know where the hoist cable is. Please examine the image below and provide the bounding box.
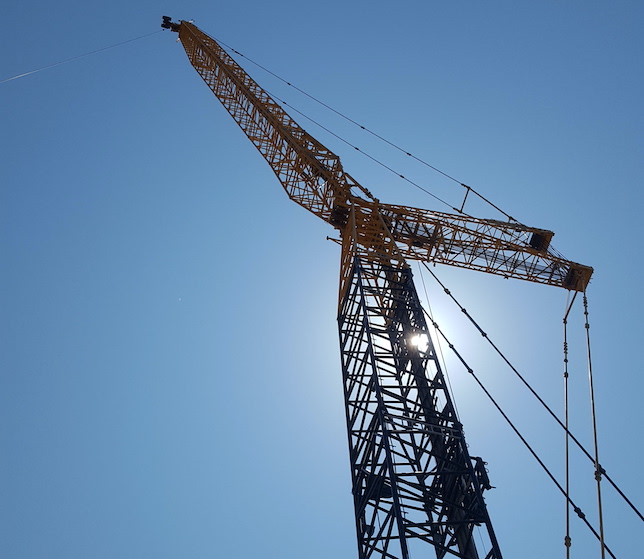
[216,39,518,222]
[563,293,578,557]
[421,307,617,559]
[584,294,607,559]
[0,29,164,85]
[422,263,644,524]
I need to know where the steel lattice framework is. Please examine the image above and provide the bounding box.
[339,253,500,558]
[171,19,592,293]
[163,17,593,559]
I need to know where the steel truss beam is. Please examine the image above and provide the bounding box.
[338,256,502,559]
[175,20,592,293]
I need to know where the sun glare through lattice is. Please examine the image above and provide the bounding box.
[409,333,429,353]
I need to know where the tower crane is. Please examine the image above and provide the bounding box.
[162,17,593,559]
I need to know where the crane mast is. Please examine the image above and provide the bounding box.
[164,17,592,559]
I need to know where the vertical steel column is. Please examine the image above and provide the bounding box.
[337,256,502,559]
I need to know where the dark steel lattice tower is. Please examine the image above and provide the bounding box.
[163,17,592,559]
[339,257,500,558]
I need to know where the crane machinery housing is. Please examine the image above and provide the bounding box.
[162,17,593,559]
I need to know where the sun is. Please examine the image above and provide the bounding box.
[409,333,430,353]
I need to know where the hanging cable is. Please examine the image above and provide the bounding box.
[422,263,643,525]
[0,29,163,85]
[421,309,617,559]
[584,294,606,559]
[563,293,578,558]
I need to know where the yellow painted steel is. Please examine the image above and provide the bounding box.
[176,20,592,294]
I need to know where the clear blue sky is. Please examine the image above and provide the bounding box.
[2,1,642,558]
